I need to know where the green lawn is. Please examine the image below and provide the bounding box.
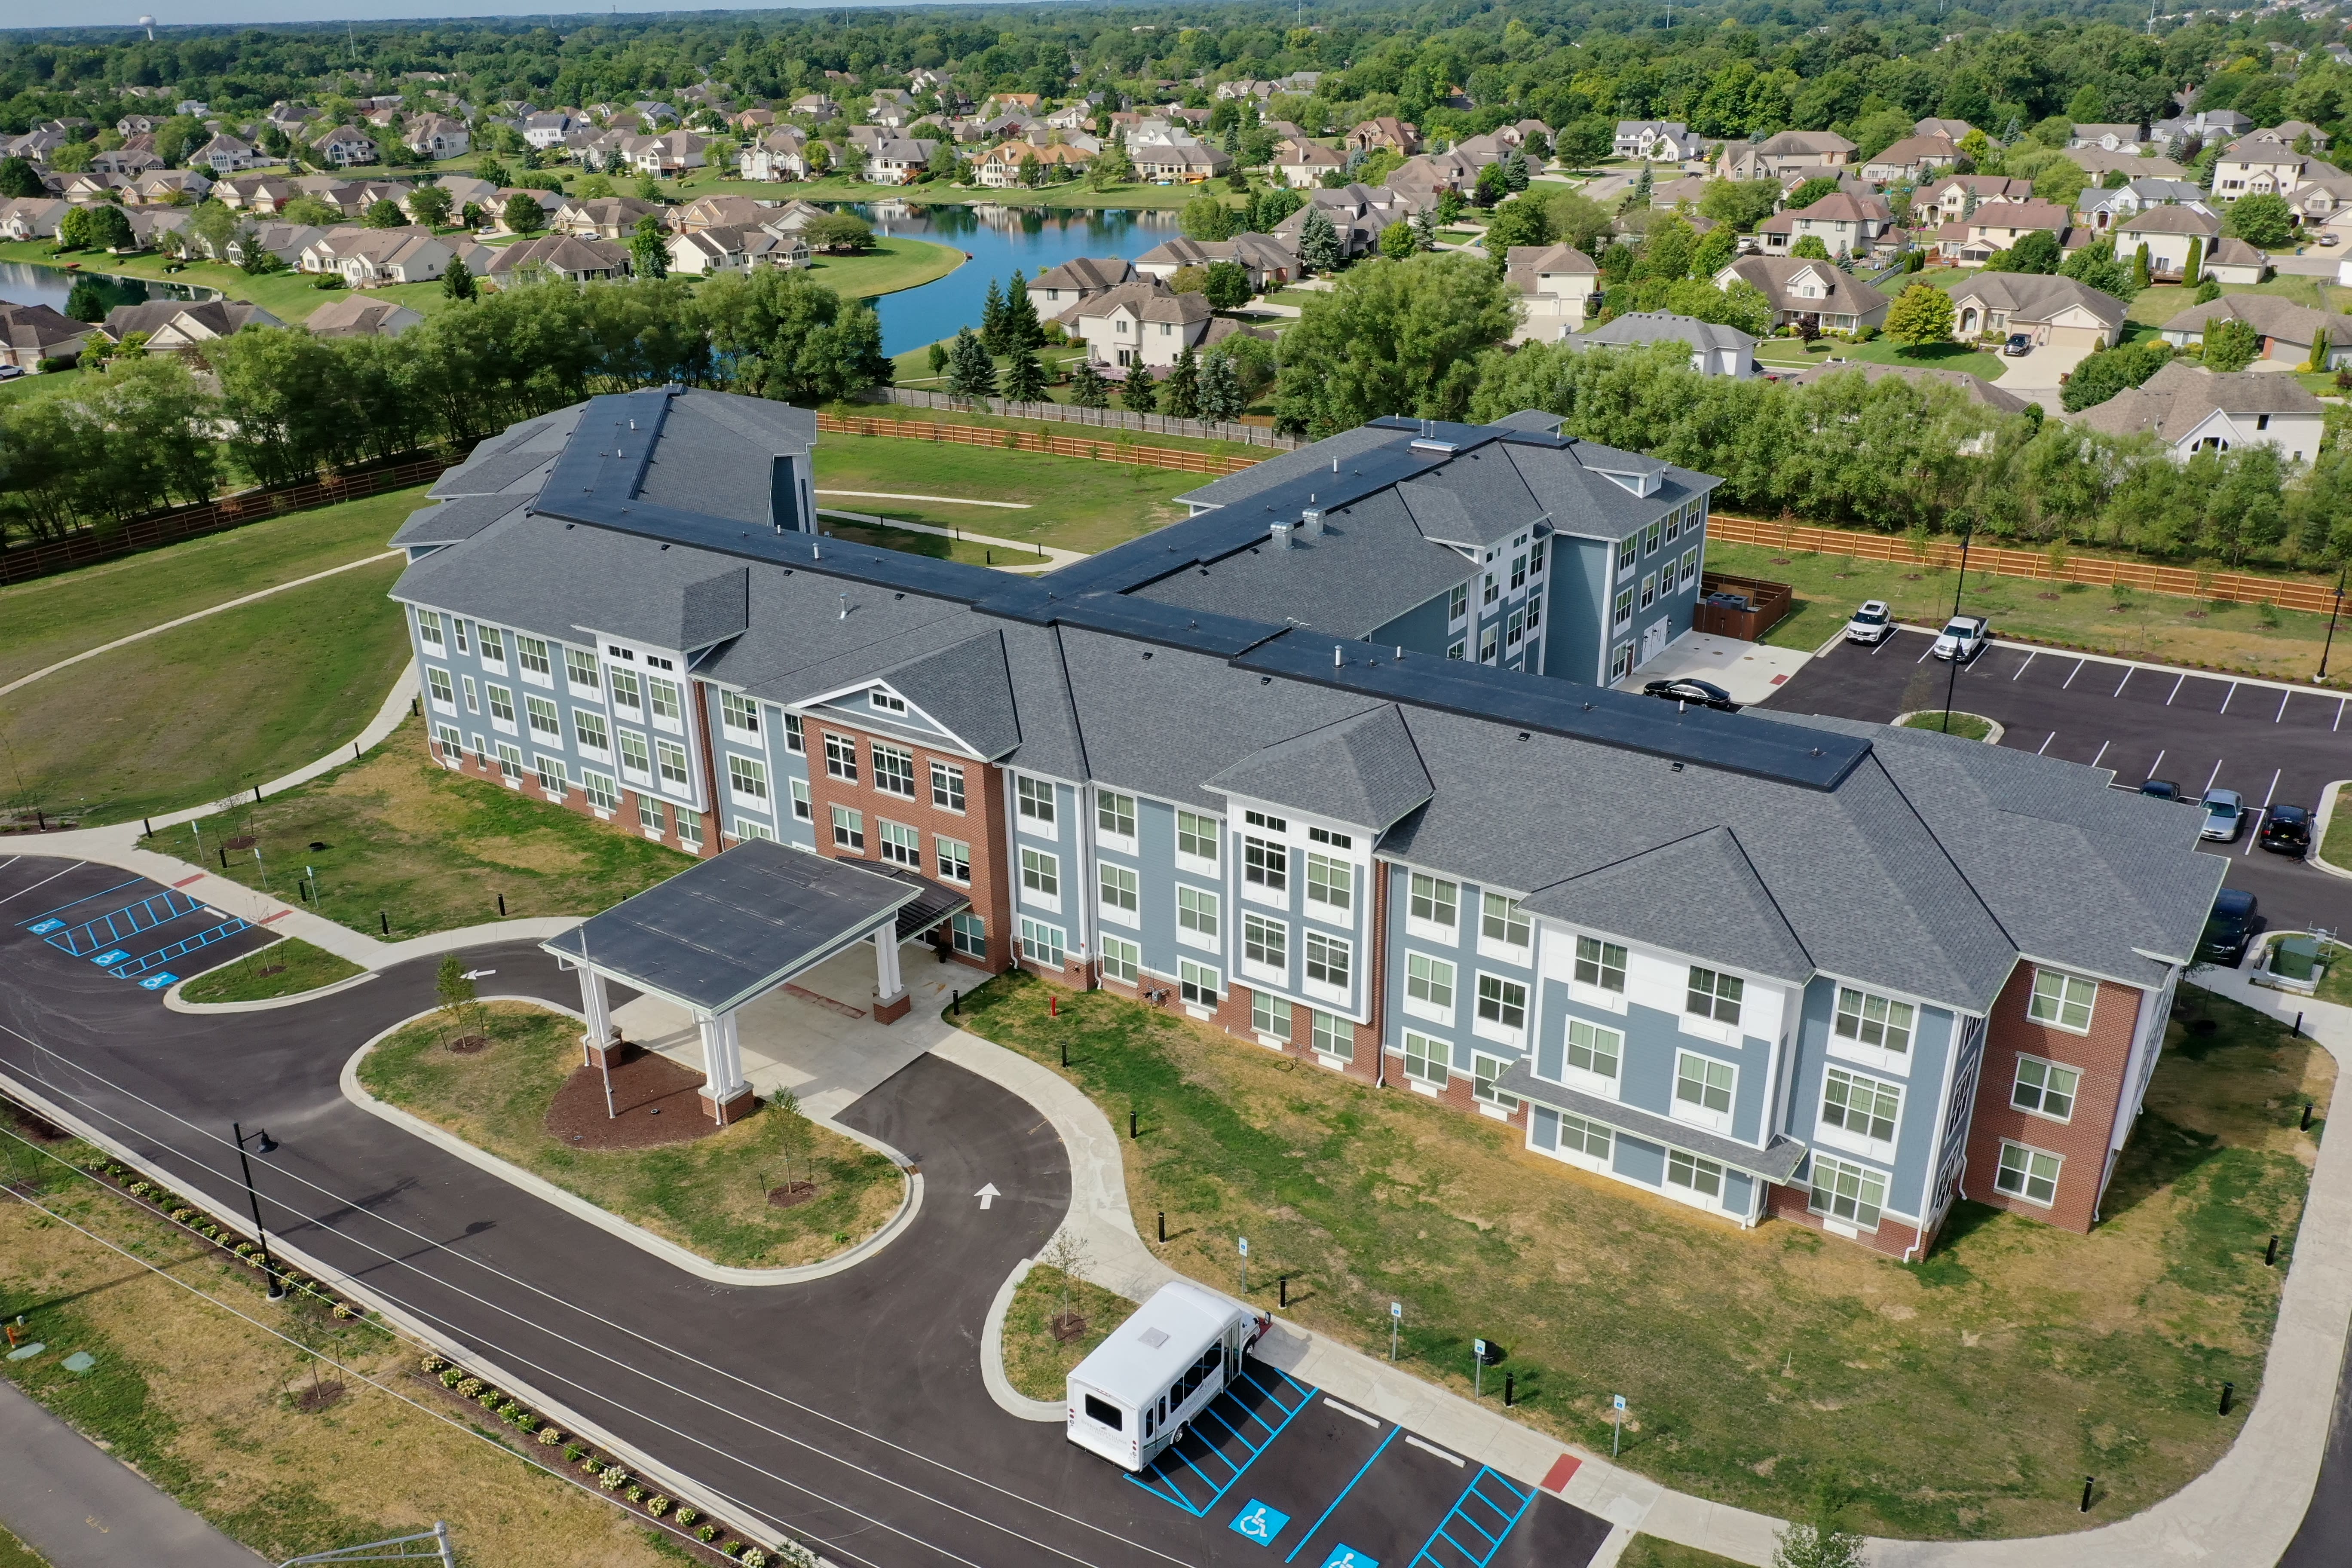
[1619,1540,1746,1568]
[0,484,423,689]
[1710,539,2349,683]
[954,972,2327,1540]
[0,1525,46,1568]
[830,398,1274,459]
[1002,1264,1128,1400]
[147,716,692,939]
[1897,710,1996,740]
[0,555,412,826]
[0,367,83,404]
[0,241,450,326]
[797,236,962,300]
[357,1002,903,1268]
[820,517,1051,568]
[2126,274,2352,328]
[180,938,364,1003]
[2324,790,2352,873]
[1752,334,2008,381]
[812,432,1196,554]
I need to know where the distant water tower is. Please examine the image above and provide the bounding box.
[139,14,156,38]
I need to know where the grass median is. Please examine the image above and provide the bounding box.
[0,1119,688,1566]
[148,716,692,939]
[1001,1263,1127,1402]
[813,433,1191,555]
[356,1001,903,1269]
[952,971,2328,1540]
[180,938,365,1004]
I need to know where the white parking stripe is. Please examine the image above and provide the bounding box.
[2114,668,2133,697]
[2091,740,2112,769]
[2147,748,2165,780]
[2275,689,2291,723]
[1404,1436,1465,1467]
[2242,769,2282,857]
[2205,756,2225,793]
[1916,642,1935,664]
[1323,1398,1379,1428]
[2063,659,2087,689]
[2219,683,2239,715]
[2339,697,2348,733]
[2013,651,2037,681]
[2038,732,2056,754]
[2165,674,2185,705]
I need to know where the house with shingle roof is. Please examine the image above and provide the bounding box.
[1712,256,1890,333]
[1060,279,1223,374]
[0,300,92,368]
[2158,293,2352,368]
[2073,360,2325,460]
[1504,243,1602,343]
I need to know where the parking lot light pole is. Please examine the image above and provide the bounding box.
[233,1122,285,1299]
[2318,564,2347,683]
[1944,517,1976,734]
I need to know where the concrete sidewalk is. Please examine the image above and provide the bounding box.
[0,1377,260,1567]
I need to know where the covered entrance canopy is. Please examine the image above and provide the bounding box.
[542,840,969,1121]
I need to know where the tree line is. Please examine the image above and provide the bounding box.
[0,269,887,550]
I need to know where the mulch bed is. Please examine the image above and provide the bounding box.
[544,1045,732,1151]
[1050,1312,1089,1343]
[766,1181,815,1210]
[294,1380,348,1413]
[445,1034,490,1055]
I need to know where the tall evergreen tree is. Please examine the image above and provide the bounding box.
[1071,358,1111,408]
[948,327,997,400]
[630,214,669,280]
[1198,351,1243,423]
[1002,346,1049,403]
[1162,347,1201,419]
[1297,207,1344,274]
[1003,269,1043,350]
[442,257,478,300]
[979,276,1008,352]
[1121,363,1158,412]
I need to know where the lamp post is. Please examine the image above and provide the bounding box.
[233,1121,285,1299]
[1943,514,1976,733]
[2319,563,2348,683]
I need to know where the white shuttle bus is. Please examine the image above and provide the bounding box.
[1065,1281,1269,1471]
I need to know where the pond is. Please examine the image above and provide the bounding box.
[0,259,220,322]
[837,202,1180,356]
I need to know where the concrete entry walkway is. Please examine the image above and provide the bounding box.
[1616,629,1814,706]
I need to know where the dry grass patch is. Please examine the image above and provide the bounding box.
[358,1002,903,1269]
[956,974,2326,1540]
[179,938,364,1004]
[1001,1264,1130,1402]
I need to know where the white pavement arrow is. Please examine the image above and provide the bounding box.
[462,968,497,980]
[974,1183,1001,1210]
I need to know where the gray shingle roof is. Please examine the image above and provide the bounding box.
[873,629,1021,760]
[1204,704,1433,831]
[389,493,530,548]
[1498,1061,1810,1181]
[1522,826,1810,983]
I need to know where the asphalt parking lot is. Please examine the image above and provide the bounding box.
[1763,628,2352,937]
[0,860,279,998]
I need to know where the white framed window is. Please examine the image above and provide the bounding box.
[535,753,567,796]
[655,739,689,788]
[1640,573,1657,611]
[1533,1107,1612,1164]
[1179,959,1220,1007]
[1243,835,1288,894]
[1506,607,1525,649]
[1404,952,1455,1020]
[1574,936,1626,992]
[524,695,560,738]
[581,770,619,812]
[1479,625,1499,663]
[1177,885,1219,946]
[1102,934,1141,985]
[1479,893,1529,957]
[565,646,600,690]
[878,819,920,867]
[2011,1056,2081,1121]
[1099,862,1140,922]
[462,674,480,714]
[824,732,858,782]
[952,912,986,958]
[517,635,551,678]
[494,742,523,781]
[721,690,760,734]
[1611,642,1633,681]
[1681,548,1699,588]
[728,755,769,802]
[647,677,683,725]
[1305,931,1351,994]
[1020,917,1067,969]
[1448,639,1467,659]
[1407,873,1457,940]
[609,669,641,711]
[1510,552,1528,590]
[678,812,703,849]
[618,729,651,776]
[573,710,610,753]
[1809,1154,1885,1232]
[789,778,812,822]
[1674,1050,1736,1127]
[452,619,470,654]
[1017,774,1056,827]
[734,816,777,843]
[931,761,965,812]
[1819,1067,1901,1150]
[1995,1140,2062,1207]
[936,836,971,883]
[1564,1017,1621,1082]
[869,688,907,715]
[416,609,445,648]
[1253,992,1292,1041]
[1476,973,1527,1038]
[478,625,506,665]
[1311,1010,1352,1063]
[1176,810,1219,872]
[1616,536,1637,575]
[1243,912,1288,974]
[1686,966,1743,1027]
[783,714,805,754]
[1098,790,1137,842]
[1020,847,1060,903]
[486,683,516,728]
[2028,968,2097,1033]
[427,667,456,708]
[637,796,667,835]
[1307,825,1351,849]
[1305,852,1352,915]
[830,804,865,851]
[1403,1030,1449,1086]
[1834,987,1914,1058]
[872,742,916,798]
[1613,588,1633,629]
[1473,1051,1518,1110]
[1448,583,1468,623]
[1666,1148,1724,1200]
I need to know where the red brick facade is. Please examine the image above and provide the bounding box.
[1961,964,2145,1234]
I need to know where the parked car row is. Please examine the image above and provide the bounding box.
[1841,603,1994,665]
[2138,782,2312,855]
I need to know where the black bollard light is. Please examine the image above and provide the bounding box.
[497,893,506,916]
[1158,1211,1165,1244]
[2081,1477,2095,1513]
[1504,1372,1514,1407]
[2304,1101,2315,1131]
[2268,1234,2280,1266]
[1130,1109,1138,1139]
[951,989,960,1016]
[1278,1275,1287,1308]
[2220,1381,2235,1415]
[379,910,389,934]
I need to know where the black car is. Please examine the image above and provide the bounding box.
[2259,804,2313,857]
[2199,888,2259,966]
[2139,779,2180,802]
[1643,677,1740,713]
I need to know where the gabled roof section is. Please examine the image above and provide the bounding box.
[390,492,530,549]
[872,628,1021,759]
[1205,704,1433,831]
[680,567,750,650]
[1523,827,1811,983]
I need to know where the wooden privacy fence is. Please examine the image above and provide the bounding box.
[863,386,1302,449]
[815,412,1263,477]
[0,457,450,587]
[1709,514,2348,618]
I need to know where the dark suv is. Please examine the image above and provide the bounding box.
[2259,804,2312,858]
[2199,888,2259,966]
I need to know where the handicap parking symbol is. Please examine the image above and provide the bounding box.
[91,949,130,967]
[26,919,62,934]
[137,972,176,992]
[1229,1499,1289,1547]
[1319,1548,1378,1568]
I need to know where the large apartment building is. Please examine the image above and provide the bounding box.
[389,389,2220,1257]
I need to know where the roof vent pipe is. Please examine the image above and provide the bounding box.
[839,593,849,620]
[1300,508,1324,536]
[1271,521,1293,548]
[1332,644,1343,667]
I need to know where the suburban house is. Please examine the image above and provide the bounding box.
[1345,117,1421,155]
[1945,274,2125,352]
[0,300,91,369]
[404,116,472,159]
[2112,205,2266,283]
[0,197,70,239]
[98,299,282,352]
[2079,178,2210,230]
[1859,133,1960,183]
[864,137,940,184]
[1755,191,1894,258]
[312,125,379,167]
[1567,312,1756,377]
[1775,360,2030,415]
[1714,130,1854,183]
[1028,255,1135,309]
[624,131,710,177]
[1131,141,1230,182]
[2075,360,2325,461]
[739,127,810,182]
[522,110,575,149]
[673,194,769,233]
[1276,139,1347,188]
[971,141,1091,187]
[554,195,661,239]
[302,227,457,287]
[1133,233,1296,290]
[222,221,326,269]
[1271,183,1424,258]
[1936,200,2079,263]
[1614,120,1704,162]
[2211,137,2321,202]
[1060,279,1223,372]
[667,224,808,276]
[387,392,2218,1256]
[2159,294,2352,368]
[305,294,425,337]
[1713,256,1891,334]
[1503,243,1603,342]
[191,134,257,174]
[790,94,839,122]
[482,233,632,284]
[2148,107,2251,153]
[2068,123,2145,152]
[1914,116,1975,141]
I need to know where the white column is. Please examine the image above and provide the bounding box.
[577,965,613,1052]
[698,1010,746,1112]
[873,925,905,1004]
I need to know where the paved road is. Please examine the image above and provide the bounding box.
[0,854,1603,1568]
[1763,629,2352,937]
[0,1378,260,1567]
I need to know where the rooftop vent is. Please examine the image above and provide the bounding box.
[1271,521,1293,548]
[1410,438,1458,454]
[1299,507,1325,537]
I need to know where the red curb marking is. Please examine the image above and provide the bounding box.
[172,874,205,888]
[1542,1454,1582,1493]
[260,910,291,925]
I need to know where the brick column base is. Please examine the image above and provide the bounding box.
[698,1086,757,1125]
[874,992,912,1024]
[584,1037,625,1069]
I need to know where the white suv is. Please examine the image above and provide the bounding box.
[1844,600,1893,645]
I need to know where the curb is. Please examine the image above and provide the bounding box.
[979,1256,1065,1424]
[1890,708,2005,744]
[2312,781,2352,883]
[340,1000,923,1288]
[162,936,382,1013]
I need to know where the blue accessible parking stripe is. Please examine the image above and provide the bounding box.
[1231,1499,1290,1547]
[90,949,131,967]
[1127,1363,1316,1518]
[1285,1427,1399,1563]
[1407,1466,1536,1568]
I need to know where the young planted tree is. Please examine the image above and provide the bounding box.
[1162,346,1201,419]
[1070,358,1111,408]
[2182,233,2204,286]
[770,1087,815,1197]
[435,954,478,1044]
[1040,1228,1093,1341]
[1122,362,1158,412]
[1378,220,1416,260]
[2203,317,2261,373]
[630,214,669,279]
[1002,346,1049,404]
[441,257,478,300]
